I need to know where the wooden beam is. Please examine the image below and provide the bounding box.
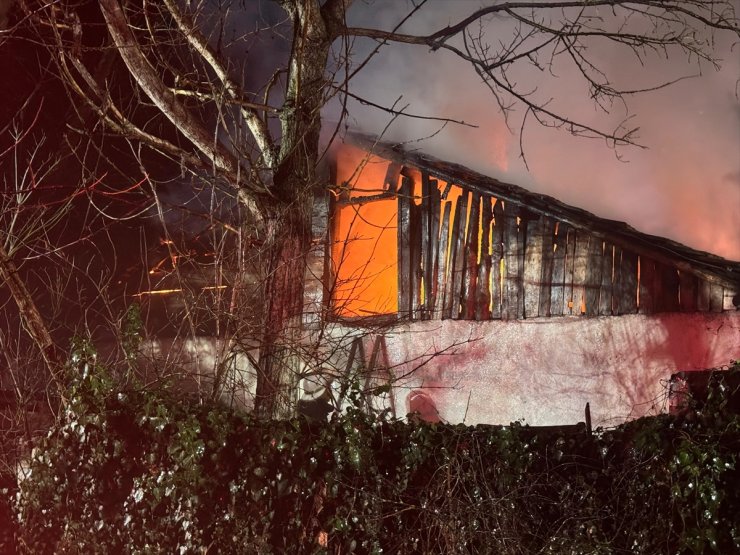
[427,177,440,318]
[420,173,431,319]
[434,201,452,319]
[476,196,493,320]
[463,192,481,319]
[410,202,423,319]
[491,199,504,319]
[446,193,467,319]
[397,176,412,318]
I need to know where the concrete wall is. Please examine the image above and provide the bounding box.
[375,312,740,427]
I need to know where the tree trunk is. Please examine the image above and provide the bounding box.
[252,0,342,418]
[254,192,313,419]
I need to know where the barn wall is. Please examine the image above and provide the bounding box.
[373,311,740,427]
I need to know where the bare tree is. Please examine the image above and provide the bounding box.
[4,0,738,418]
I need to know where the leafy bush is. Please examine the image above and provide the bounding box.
[6,357,739,554]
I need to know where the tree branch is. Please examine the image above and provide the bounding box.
[161,0,277,169]
[98,0,267,196]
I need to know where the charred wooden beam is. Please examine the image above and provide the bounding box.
[397,176,412,318]
[435,201,452,319]
[463,192,481,319]
[410,202,423,319]
[446,193,467,319]
[491,199,504,319]
[346,133,739,290]
[420,173,431,319]
[476,196,493,320]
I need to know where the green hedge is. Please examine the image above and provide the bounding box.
[7,360,740,554]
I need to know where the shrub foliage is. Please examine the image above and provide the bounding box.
[7,355,740,554]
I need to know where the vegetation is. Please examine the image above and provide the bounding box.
[5,353,738,554]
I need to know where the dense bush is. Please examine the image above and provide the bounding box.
[5,357,739,554]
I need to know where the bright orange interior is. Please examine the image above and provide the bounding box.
[332,145,399,317]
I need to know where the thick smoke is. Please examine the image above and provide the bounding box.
[334,1,740,260]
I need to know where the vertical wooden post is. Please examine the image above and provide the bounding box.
[476,196,493,320]
[397,176,412,318]
[491,199,504,319]
[463,192,481,319]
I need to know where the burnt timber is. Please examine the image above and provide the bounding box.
[334,133,739,321]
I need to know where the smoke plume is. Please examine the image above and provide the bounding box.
[334,1,740,261]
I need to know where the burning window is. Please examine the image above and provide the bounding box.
[330,146,400,317]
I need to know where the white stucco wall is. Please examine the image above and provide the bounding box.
[132,312,739,428]
[378,312,740,427]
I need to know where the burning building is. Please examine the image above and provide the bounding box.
[300,133,740,427]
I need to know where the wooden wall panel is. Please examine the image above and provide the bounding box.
[523,216,544,318]
[598,243,615,315]
[549,222,567,317]
[537,217,555,317]
[563,227,577,315]
[639,257,656,314]
[710,283,724,313]
[618,251,638,314]
[502,204,523,320]
[583,236,603,316]
[697,279,711,312]
[656,263,680,313]
[571,231,589,315]
[678,271,698,312]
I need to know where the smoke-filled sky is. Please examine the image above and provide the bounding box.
[332,0,740,261]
